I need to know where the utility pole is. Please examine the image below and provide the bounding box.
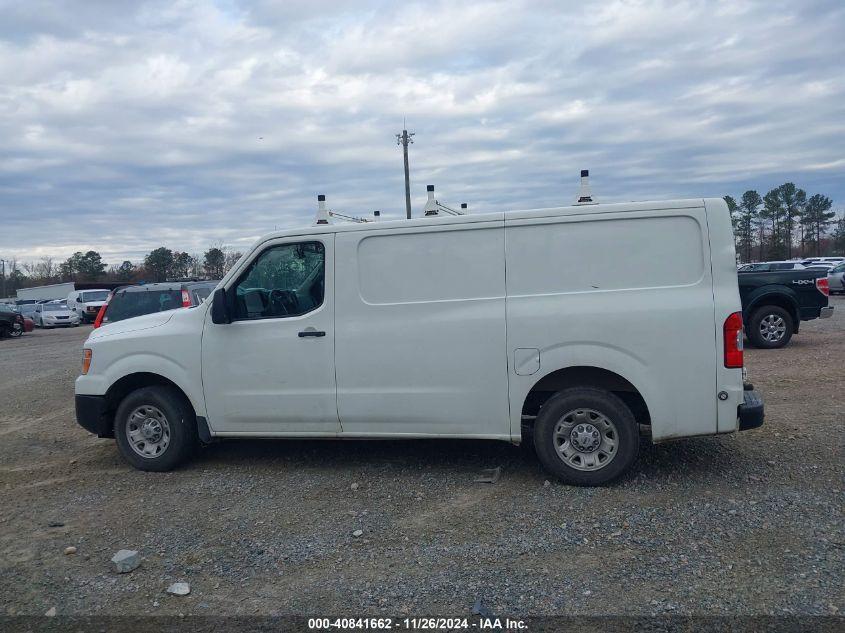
[396,124,414,219]
[0,259,6,300]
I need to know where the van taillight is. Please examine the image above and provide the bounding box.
[724,312,744,368]
[815,277,829,297]
[181,290,191,307]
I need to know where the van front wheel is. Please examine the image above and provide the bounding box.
[114,386,197,472]
[533,387,639,486]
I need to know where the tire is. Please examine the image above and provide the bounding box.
[114,386,198,472]
[748,305,793,349]
[9,321,23,337]
[533,387,639,486]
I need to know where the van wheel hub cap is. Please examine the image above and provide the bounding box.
[570,424,601,452]
[553,409,618,472]
[126,406,171,458]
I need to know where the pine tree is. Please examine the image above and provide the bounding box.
[776,183,805,259]
[738,190,761,263]
[761,189,785,260]
[144,247,174,282]
[831,213,845,256]
[803,194,835,256]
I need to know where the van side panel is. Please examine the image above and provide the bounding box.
[705,198,744,432]
[334,219,511,438]
[505,206,717,441]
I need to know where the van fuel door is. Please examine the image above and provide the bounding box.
[514,348,540,376]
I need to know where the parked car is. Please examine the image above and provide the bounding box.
[34,302,81,328]
[22,317,35,333]
[738,268,832,348]
[17,303,38,321]
[802,256,844,266]
[805,263,835,272]
[0,304,25,338]
[67,289,110,323]
[738,261,806,272]
[75,197,763,486]
[93,281,220,328]
[828,261,845,295]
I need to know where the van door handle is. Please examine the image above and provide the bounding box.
[298,330,326,337]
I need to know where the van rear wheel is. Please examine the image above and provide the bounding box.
[114,386,197,472]
[533,387,639,486]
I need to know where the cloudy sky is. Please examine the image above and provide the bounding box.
[1,0,844,266]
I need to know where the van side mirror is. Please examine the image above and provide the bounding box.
[211,288,231,324]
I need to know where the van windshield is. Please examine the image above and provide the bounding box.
[81,291,109,302]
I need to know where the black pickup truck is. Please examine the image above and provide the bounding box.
[738,269,832,348]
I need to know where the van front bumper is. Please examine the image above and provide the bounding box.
[75,394,113,437]
[738,389,764,431]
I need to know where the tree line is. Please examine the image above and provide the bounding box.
[1,244,242,296]
[724,183,845,263]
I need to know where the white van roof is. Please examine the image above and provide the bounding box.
[255,198,713,243]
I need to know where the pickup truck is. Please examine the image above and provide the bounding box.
[738,269,832,348]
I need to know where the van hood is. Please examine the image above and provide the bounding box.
[89,310,175,339]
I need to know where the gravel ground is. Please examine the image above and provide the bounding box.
[0,300,843,618]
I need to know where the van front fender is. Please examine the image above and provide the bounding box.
[100,353,207,418]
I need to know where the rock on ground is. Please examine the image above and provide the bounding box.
[111,549,140,574]
[167,582,191,596]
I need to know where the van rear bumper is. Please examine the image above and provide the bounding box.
[738,389,764,431]
[75,394,113,437]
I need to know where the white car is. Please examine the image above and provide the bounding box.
[35,302,81,328]
[805,262,835,271]
[803,257,844,265]
[738,261,806,272]
[74,196,762,486]
[828,261,845,294]
[67,289,110,323]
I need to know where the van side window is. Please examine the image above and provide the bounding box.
[232,241,325,320]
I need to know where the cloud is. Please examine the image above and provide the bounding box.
[0,0,843,265]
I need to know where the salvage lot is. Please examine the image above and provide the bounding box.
[0,299,843,616]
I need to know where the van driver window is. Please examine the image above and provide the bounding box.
[232,241,325,320]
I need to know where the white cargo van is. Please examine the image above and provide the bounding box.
[75,197,763,485]
[67,289,110,323]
